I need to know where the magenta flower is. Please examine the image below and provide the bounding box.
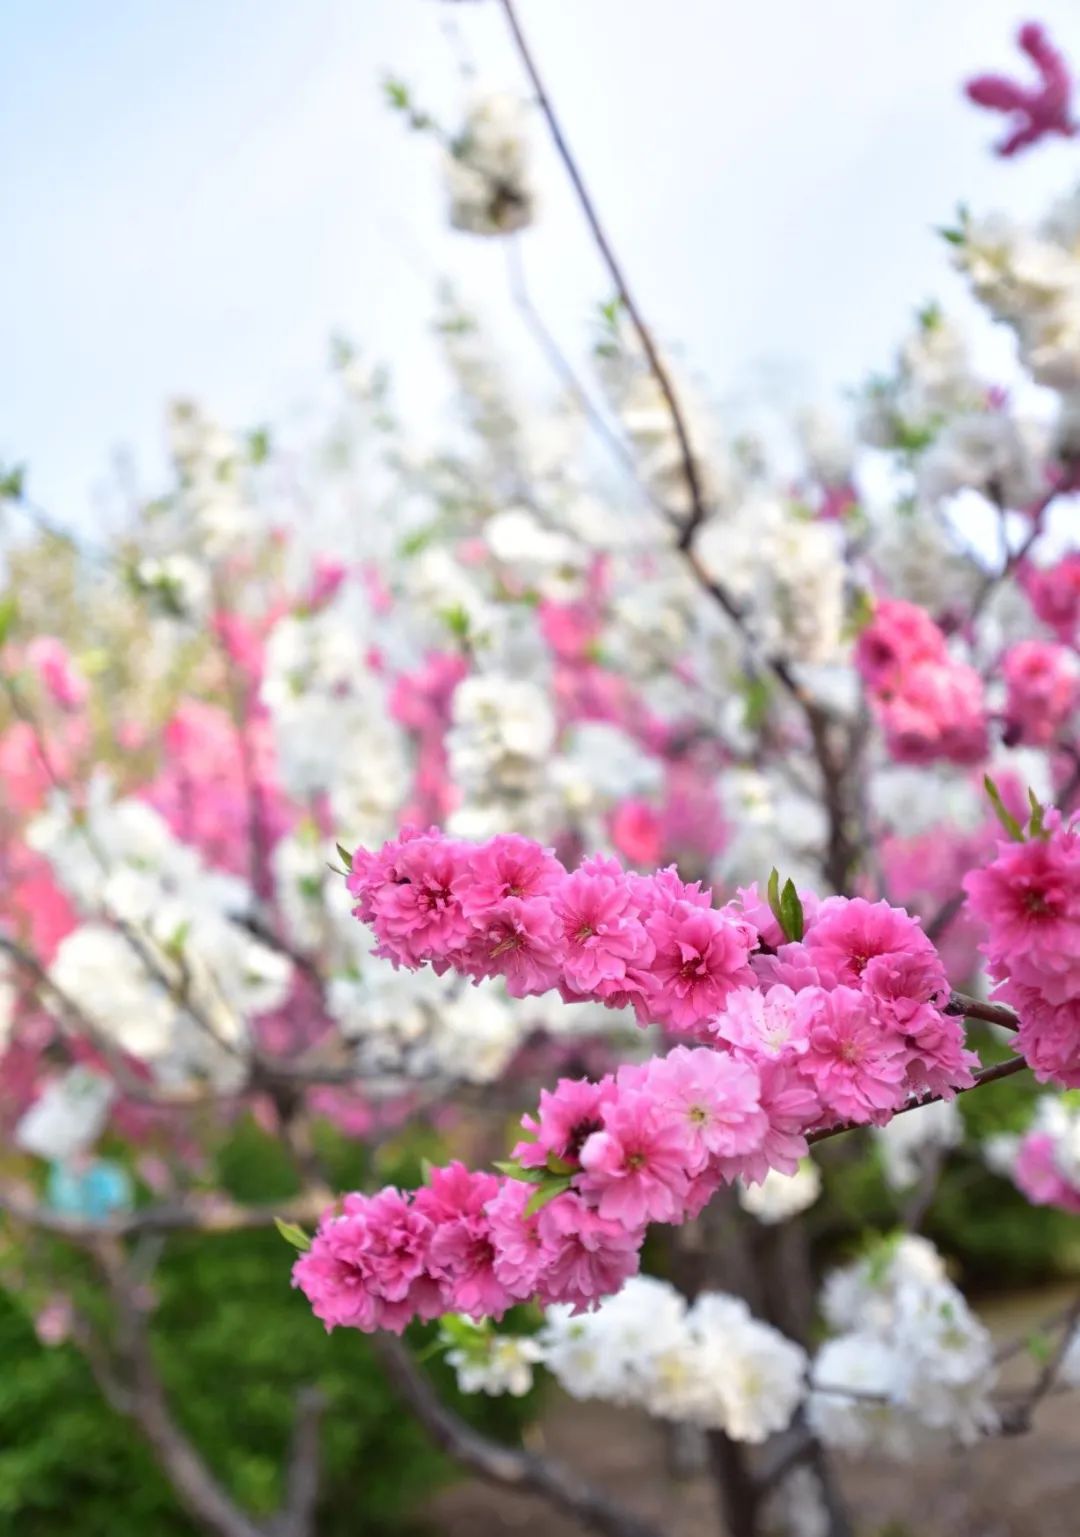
[805,896,946,992]
[718,1059,820,1183]
[712,984,812,1060]
[1014,1131,1080,1213]
[484,1179,549,1298]
[578,1089,691,1226]
[513,1075,616,1170]
[291,1189,438,1334]
[551,868,653,995]
[1002,640,1079,747]
[796,986,908,1125]
[454,834,566,919]
[645,900,757,1034]
[965,824,1080,1004]
[965,21,1076,158]
[464,895,566,997]
[415,1163,511,1320]
[534,1192,643,1312]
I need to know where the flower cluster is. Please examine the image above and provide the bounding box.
[986,1094,1080,1215]
[809,1236,997,1456]
[855,599,988,765]
[537,1276,808,1444]
[291,830,982,1333]
[964,813,1080,1086]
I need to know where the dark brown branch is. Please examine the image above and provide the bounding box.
[946,991,1020,1031]
[808,1055,1030,1146]
[371,1333,661,1537]
[999,1290,1080,1435]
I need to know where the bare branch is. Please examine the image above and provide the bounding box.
[273,1387,326,1537]
[371,1333,662,1537]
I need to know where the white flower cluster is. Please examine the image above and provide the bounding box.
[445,94,535,237]
[445,1326,544,1397]
[166,399,259,556]
[29,779,292,1084]
[538,1277,808,1444]
[956,209,1080,392]
[858,307,981,450]
[809,1236,997,1457]
[737,1162,822,1225]
[446,674,558,841]
[873,1098,964,1191]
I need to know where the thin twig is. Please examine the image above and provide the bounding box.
[808,1055,1030,1146]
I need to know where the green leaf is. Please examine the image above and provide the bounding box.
[492,1160,546,1185]
[419,1158,435,1186]
[383,77,411,111]
[0,463,25,500]
[1027,1330,1052,1365]
[767,868,783,928]
[779,879,805,943]
[335,842,354,872]
[247,426,271,464]
[545,1155,577,1177]
[1028,788,1047,840]
[0,594,18,647]
[984,775,1024,842]
[273,1218,311,1252]
[524,1177,572,1218]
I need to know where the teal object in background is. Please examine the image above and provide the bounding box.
[46,1159,134,1222]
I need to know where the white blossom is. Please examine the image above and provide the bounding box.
[738,1162,822,1225]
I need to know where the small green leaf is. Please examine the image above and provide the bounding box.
[383,77,411,111]
[493,1160,546,1184]
[779,879,805,943]
[335,842,354,872]
[524,1177,572,1218]
[1028,788,1047,840]
[419,1158,435,1186]
[0,594,18,647]
[767,868,783,928]
[545,1154,577,1177]
[1027,1330,1052,1365]
[0,464,25,501]
[984,775,1024,842]
[274,1217,311,1252]
[247,426,272,464]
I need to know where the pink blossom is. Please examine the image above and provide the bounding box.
[609,798,664,869]
[964,822,1080,1006]
[26,637,88,712]
[552,868,653,996]
[720,1059,820,1183]
[1013,1131,1080,1213]
[358,831,473,968]
[484,1179,549,1298]
[292,1189,439,1334]
[1002,640,1079,747]
[534,1192,643,1311]
[642,1046,766,1173]
[463,896,566,997]
[1023,552,1080,643]
[415,1163,511,1319]
[579,1089,691,1225]
[454,834,566,919]
[644,900,757,1034]
[797,986,908,1125]
[965,21,1076,157]
[805,896,947,992]
[854,599,947,691]
[513,1076,616,1170]
[711,984,811,1060]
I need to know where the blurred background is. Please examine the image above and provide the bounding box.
[3,4,1080,1537]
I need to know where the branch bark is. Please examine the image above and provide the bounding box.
[371,1333,662,1537]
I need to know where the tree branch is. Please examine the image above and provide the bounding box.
[371,1333,662,1537]
[808,1055,1030,1146]
[273,1387,325,1537]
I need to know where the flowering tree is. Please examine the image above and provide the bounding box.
[3,8,1080,1537]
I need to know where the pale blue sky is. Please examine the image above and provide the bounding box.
[4,0,1080,530]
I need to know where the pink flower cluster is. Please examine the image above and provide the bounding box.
[291,833,982,1335]
[1023,552,1080,646]
[965,815,1080,1086]
[855,599,988,765]
[1012,1131,1080,1215]
[346,828,758,1036]
[1001,640,1079,747]
[965,21,1076,158]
